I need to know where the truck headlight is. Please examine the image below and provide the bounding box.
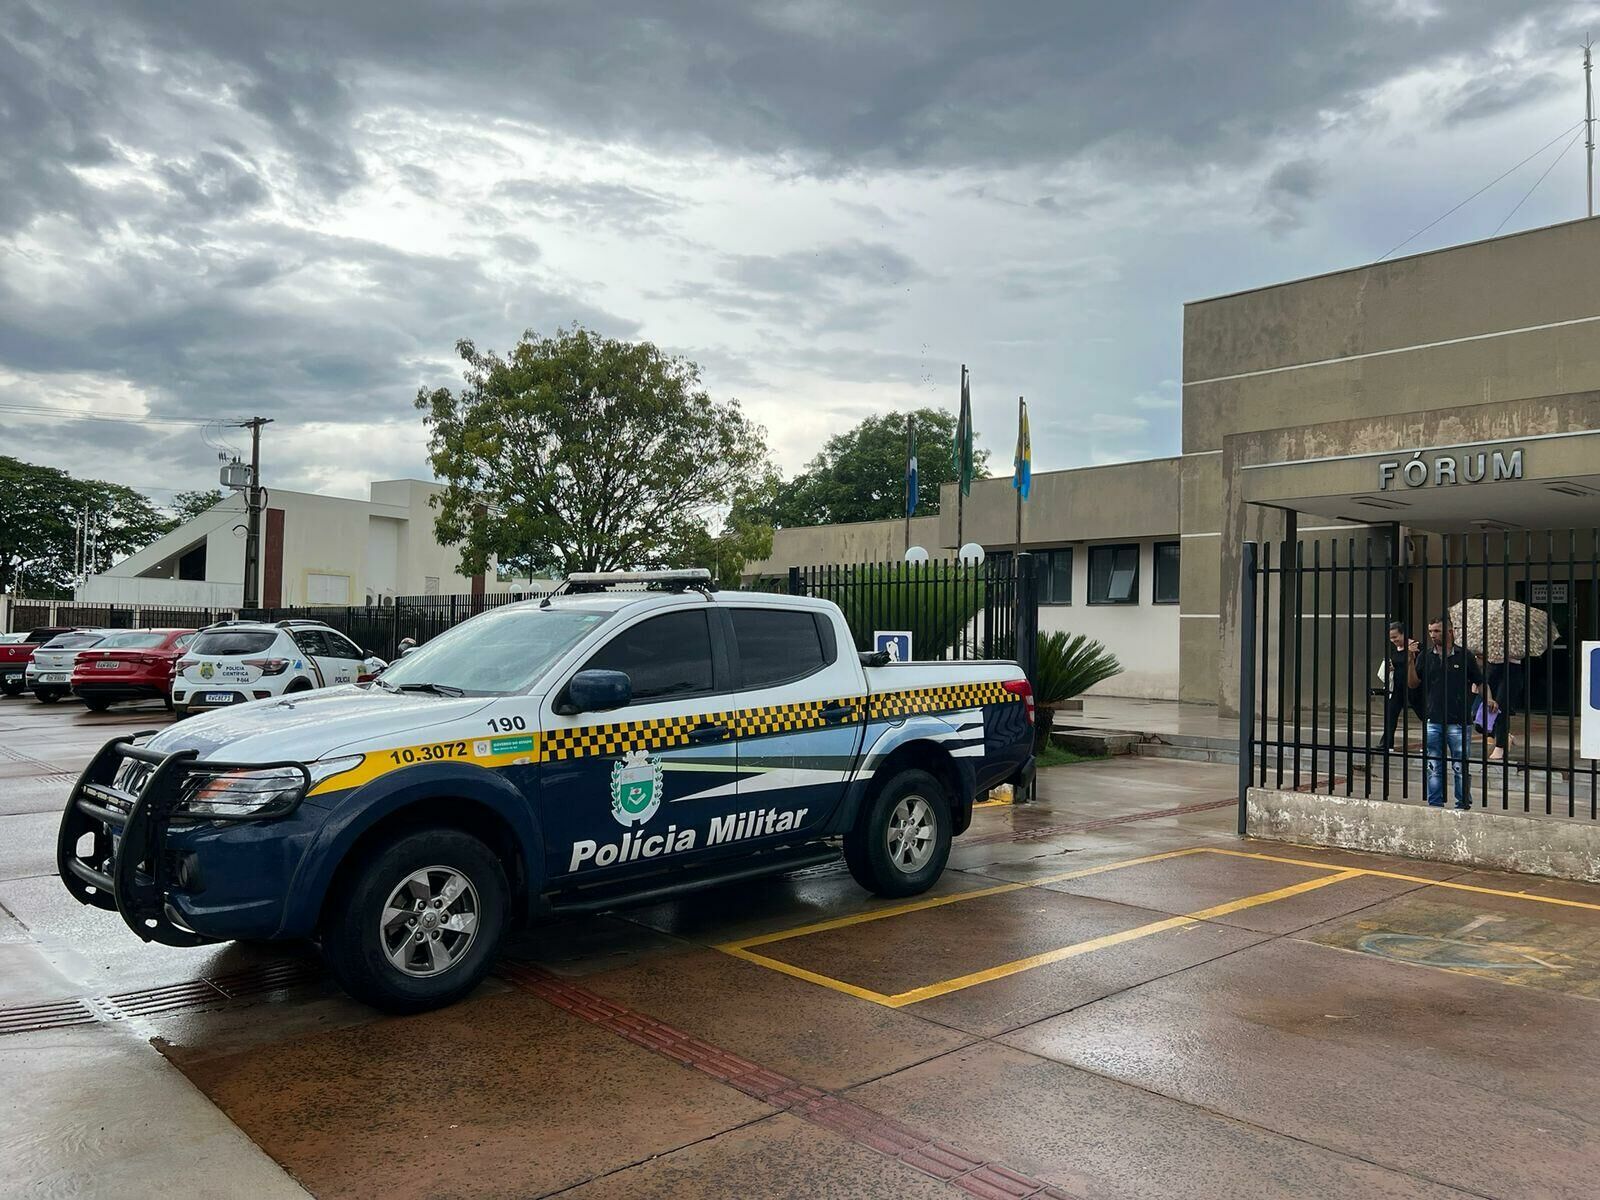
[178,757,356,819]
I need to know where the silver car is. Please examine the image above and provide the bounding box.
[27,630,114,704]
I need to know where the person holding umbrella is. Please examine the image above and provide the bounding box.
[1408,616,1495,809]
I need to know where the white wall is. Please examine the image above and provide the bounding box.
[365,518,401,601]
[75,575,244,608]
[1038,539,1180,701]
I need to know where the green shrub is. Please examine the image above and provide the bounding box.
[1033,631,1121,749]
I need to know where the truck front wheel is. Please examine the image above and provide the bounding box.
[844,768,952,898]
[321,827,508,1014]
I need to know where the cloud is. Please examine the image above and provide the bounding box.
[1255,158,1325,237]
[491,178,683,235]
[0,0,1590,505]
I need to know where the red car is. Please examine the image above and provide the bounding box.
[71,629,197,712]
[0,627,73,696]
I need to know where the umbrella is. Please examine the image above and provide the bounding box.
[1446,598,1559,661]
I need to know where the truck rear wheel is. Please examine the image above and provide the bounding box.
[844,768,952,898]
[321,827,508,1014]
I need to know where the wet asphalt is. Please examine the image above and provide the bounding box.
[3,691,1600,1198]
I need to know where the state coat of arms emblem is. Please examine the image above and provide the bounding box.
[610,750,664,827]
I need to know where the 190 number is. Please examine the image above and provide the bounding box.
[487,715,526,733]
[388,741,469,765]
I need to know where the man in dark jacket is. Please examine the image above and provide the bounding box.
[1407,617,1495,809]
[1375,622,1426,752]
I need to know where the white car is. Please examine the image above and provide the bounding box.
[28,630,115,704]
[172,621,379,716]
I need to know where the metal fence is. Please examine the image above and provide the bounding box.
[3,601,234,632]
[1240,530,1599,821]
[785,555,1038,677]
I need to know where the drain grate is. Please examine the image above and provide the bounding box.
[0,959,323,1037]
[0,998,98,1034]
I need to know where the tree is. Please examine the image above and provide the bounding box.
[170,488,227,522]
[417,325,774,575]
[774,407,989,527]
[0,456,178,595]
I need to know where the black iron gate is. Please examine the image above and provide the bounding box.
[1238,530,1599,823]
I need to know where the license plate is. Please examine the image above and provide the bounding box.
[203,691,235,704]
[94,661,121,670]
[39,673,67,683]
[2,671,19,680]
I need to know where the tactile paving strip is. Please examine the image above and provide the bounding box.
[497,961,1071,1198]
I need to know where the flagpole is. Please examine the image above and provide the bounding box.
[904,411,914,554]
[1015,395,1024,557]
[957,364,966,552]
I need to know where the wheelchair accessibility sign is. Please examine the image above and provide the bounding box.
[1583,642,1599,761]
[874,631,913,662]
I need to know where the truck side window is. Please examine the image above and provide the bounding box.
[731,608,827,688]
[584,610,714,703]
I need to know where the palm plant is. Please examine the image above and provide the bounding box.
[1032,631,1122,750]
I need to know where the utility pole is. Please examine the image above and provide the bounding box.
[239,417,272,610]
[1586,36,1595,218]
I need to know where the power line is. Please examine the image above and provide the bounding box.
[1377,120,1585,262]
[0,402,236,429]
[1493,125,1586,237]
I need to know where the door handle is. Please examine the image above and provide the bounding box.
[688,723,729,743]
[820,703,857,723]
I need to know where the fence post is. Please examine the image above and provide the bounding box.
[1237,541,1259,835]
[787,566,802,596]
[1015,551,1039,686]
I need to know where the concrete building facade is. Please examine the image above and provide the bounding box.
[79,479,520,609]
[753,217,1600,707]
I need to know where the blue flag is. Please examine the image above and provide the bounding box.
[905,417,918,516]
[1013,399,1032,501]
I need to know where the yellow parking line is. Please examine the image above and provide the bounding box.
[879,870,1364,1007]
[720,848,1208,953]
[717,946,899,1006]
[1198,846,1600,914]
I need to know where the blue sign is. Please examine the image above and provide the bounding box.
[874,631,912,663]
[1584,643,1600,761]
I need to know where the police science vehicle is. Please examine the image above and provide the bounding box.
[57,570,1036,1012]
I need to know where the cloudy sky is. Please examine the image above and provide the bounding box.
[2,0,1596,509]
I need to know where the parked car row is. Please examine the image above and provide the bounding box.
[0,619,386,714]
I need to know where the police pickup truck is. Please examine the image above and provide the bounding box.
[57,570,1035,1012]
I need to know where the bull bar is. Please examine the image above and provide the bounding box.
[56,734,310,948]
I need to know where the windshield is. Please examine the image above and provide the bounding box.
[379,606,610,695]
[45,633,105,649]
[191,630,279,655]
[99,631,167,649]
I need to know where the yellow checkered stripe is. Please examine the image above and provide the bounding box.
[868,679,1015,722]
[541,713,705,761]
[530,682,1019,764]
[728,695,863,739]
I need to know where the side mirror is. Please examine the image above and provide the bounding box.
[558,668,632,715]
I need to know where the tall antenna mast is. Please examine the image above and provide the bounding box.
[1585,35,1594,218]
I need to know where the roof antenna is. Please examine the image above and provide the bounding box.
[1585,34,1595,217]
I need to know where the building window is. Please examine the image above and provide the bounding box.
[1153,541,1180,605]
[1088,543,1139,605]
[1040,548,1072,605]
